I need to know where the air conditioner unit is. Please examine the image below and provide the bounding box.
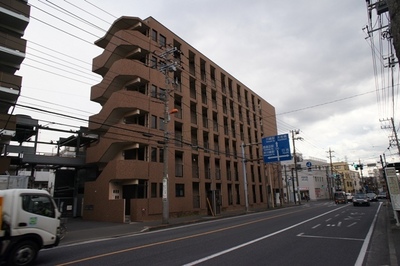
[132,143,139,149]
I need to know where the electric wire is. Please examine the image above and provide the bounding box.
[10,0,394,163]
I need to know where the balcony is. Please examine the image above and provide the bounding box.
[0,5,30,36]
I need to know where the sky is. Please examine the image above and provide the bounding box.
[15,0,400,169]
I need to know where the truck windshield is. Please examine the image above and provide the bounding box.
[21,194,56,218]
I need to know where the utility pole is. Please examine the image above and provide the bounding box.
[381,117,400,156]
[158,47,180,224]
[291,130,302,204]
[390,117,400,156]
[291,168,296,204]
[327,148,335,199]
[241,143,249,212]
[284,165,290,203]
[241,141,262,211]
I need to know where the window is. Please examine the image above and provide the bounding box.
[159,148,164,163]
[124,147,145,161]
[151,183,157,197]
[150,56,157,69]
[151,29,158,42]
[151,147,157,162]
[124,149,135,160]
[124,113,146,126]
[22,194,56,218]
[151,115,157,129]
[175,184,185,197]
[159,118,165,131]
[158,88,166,101]
[150,85,157,98]
[159,34,166,47]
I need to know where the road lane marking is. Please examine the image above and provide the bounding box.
[55,208,308,265]
[297,232,363,241]
[347,222,357,227]
[337,222,342,227]
[344,216,361,220]
[354,202,382,266]
[325,218,332,222]
[312,224,320,229]
[183,205,348,266]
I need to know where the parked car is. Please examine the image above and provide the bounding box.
[353,193,370,206]
[334,192,347,204]
[366,192,378,202]
[345,193,353,202]
[377,191,387,199]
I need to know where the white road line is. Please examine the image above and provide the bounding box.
[183,205,348,266]
[325,218,332,222]
[354,202,382,266]
[337,222,342,227]
[312,224,320,229]
[296,233,363,241]
[347,222,357,227]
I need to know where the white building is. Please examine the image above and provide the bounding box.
[281,156,330,202]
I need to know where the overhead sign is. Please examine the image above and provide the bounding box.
[262,134,292,163]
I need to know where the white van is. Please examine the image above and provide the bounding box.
[345,193,353,202]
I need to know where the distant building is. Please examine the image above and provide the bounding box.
[349,170,361,193]
[282,156,330,202]
[332,162,354,193]
[84,16,279,222]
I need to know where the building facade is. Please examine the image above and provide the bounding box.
[282,156,330,202]
[84,16,279,223]
[332,162,355,193]
[0,0,30,173]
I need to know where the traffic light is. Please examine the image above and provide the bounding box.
[353,163,363,170]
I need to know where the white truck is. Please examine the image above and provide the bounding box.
[0,189,61,265]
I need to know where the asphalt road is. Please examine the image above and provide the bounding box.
[37,201,382,266]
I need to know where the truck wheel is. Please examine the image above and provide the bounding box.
[7,240,38,266]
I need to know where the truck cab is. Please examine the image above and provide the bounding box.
[1,189,61,265]
[334,191,347,204]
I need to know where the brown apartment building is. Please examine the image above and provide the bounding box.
[84,16,279,223]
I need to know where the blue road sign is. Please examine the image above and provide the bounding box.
[262,134,292,163]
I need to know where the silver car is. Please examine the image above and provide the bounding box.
[353,194,370,206]
[366,192,378,202]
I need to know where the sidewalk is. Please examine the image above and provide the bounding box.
[59,202,400,265]
[385,203,400,266]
